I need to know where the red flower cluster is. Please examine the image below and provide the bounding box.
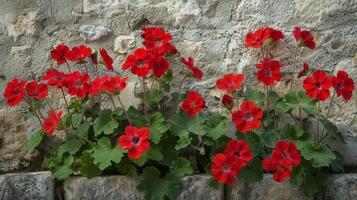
[25,80,48,99]
[99,48,114,71]
[332,70,355,101]
[293,27,316,49]
[181,91,206,117]
[118,126,151,159]
[123,27,177,78]
[90,75,128,96]
[180,57,203,79]
[221,94,234,109]
[303,70,331,101]
[263,141,301,182]
[50,44,69,65]
[245,27,284,48]
[216,74,244,93]
[65,45,92,62]
[4,79,27,106]
[43,69,66,88]
[256,59,282,86]
[232,101,263,133]
[63,72,91,99]
[211,139,253,184]
[43,109,63,136]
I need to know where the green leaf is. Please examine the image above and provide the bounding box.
[301,142,336,167]
[171,157,193,177]
[205,114,230,140]
[133,148,163,166]
[281,124,304,140]
[79,151,101,178]
[259,130,279,148]
[147,89,164,105]
[320,117,345,143]
[244,132,264,155]
[290,164,304,186]
[53,165,73,180]
[117,162,138,176]
[25,129,45,151]
[237,158,263,182]
[93,109,119,136]
[330,151,344,173]
[58,138,84,156]
[175,134,192,150]
[245,90,265,107]
[77,121,90,138]
[303,167,327,196]
[92,137,125,170]
[149,112,169,144]
[72,111,83,128]
[137,167,182,200]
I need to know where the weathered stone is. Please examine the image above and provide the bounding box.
[0,108,39,173]
[7,11,44,41]
[230,174,311,200]
[113,35,136,54]
[79,24,111,42]
[323,174,357,200]
[64,175,223,200]
[0,171,54,200]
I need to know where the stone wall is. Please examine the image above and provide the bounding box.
[0,0,357,172]
[1,172,357,200]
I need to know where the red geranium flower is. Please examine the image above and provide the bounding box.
[303,70,331,101]
[150,55,170,78]
[43,69,66,88]
[232,101,263,133]
[210,153,240,185]
[122,48,152,77]
[265,27,284,42]
[222,94,234,109]
[180,57,203,79]
[181,91,206,117]
[297,63,309,78]
[293,27,316,49]
[118,126,151,160]
[245,28,271,48]
[25,80,48,99]
[263,158,292,183]
[50,44,69,65]
[216,74,244,93]
[271,141,301,167]
[224,139,253,167]
[332,70,355,102]
[90,53,98,65]
[256,59,282,86]
[99,48,114,71]
[142,27,172,47]
[102,76,128,94]
[63,71,90,99]
[65,45,92,62]
[43,109,63,136]
[4,79,27,106]
[89,76,109,96]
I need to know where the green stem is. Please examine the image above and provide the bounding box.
[61,88,73,128]
[117,95,132,125]
[260,47,265,59]
[105,93,117,110]
[141,78,151,125]
[65,61,72,73]
[24,98,43,126]
[178,75,188,97]
[317,101,320,143]
[290,46,298,90]
[320,92,336,142]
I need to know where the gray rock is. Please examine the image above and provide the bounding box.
[64,175,223,200]
[0,171,54,200]
[324,174,357,200]
[79,24,111,42]
[113,35,136,54]
[230,174,310,200]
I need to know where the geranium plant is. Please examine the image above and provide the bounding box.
[3,26,355,199]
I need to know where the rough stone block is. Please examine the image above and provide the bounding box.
[0,171,54,200]
[323,174,357,200]
[230,174,310,200]
[64,175,223,200]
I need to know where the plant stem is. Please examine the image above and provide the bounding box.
[95,64,101,106]
[65,61,72,73]
[105,93,117,109]
[317,101,320,143]
[117,95,132,124]
[24,98,43,126]
[320,92,336,142]
[178,75,188,96]
[141,78,151,125]
[61,88,73,127]
[290,46,298,90]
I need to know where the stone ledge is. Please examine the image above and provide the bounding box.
[0,171,54,200]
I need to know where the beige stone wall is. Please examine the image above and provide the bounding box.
[0,0,356,172]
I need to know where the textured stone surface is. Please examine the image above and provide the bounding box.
[64,175,223,200]
[0,171,54,200]
[230,174,311,200]
[323,174,357,200]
